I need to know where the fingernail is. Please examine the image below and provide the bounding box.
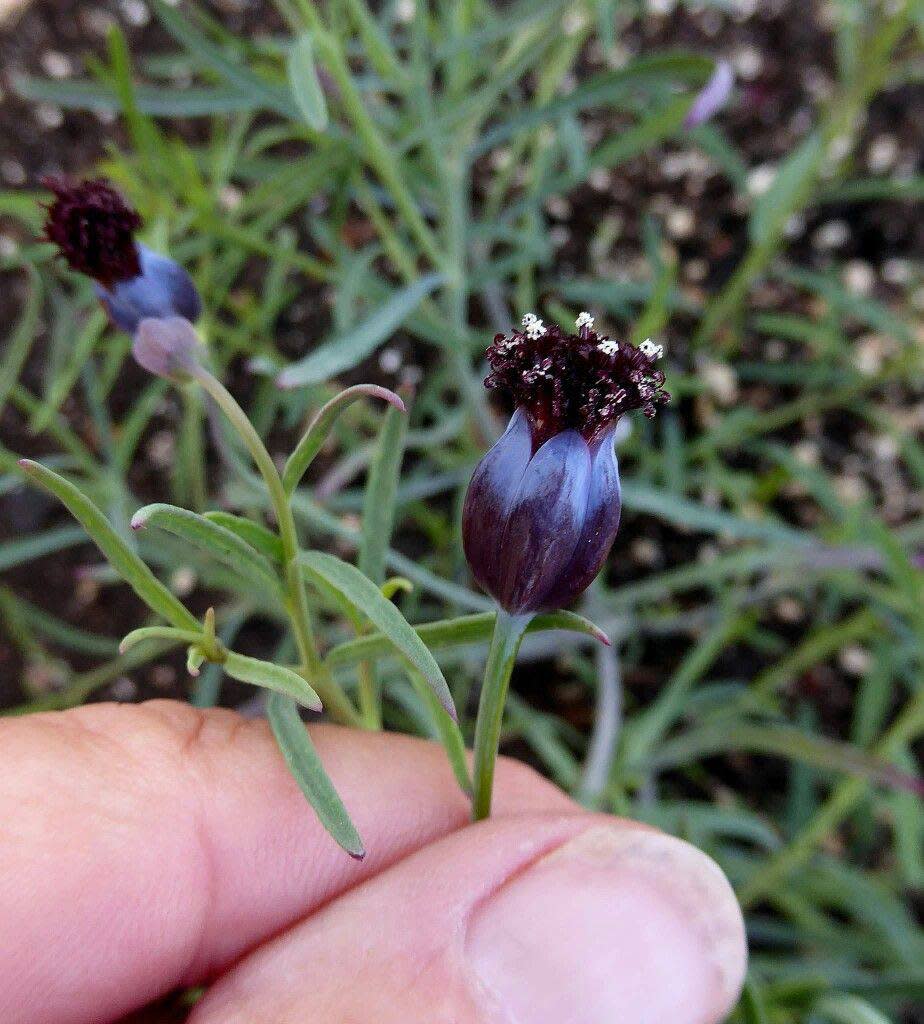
[465,825,747,1024]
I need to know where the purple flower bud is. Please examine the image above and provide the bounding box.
[463,314,669,613]
[684,60,734,129]
[463,409,622,614]
[42,177,201,335]
[97,243,202,335]
[132,316,203,381]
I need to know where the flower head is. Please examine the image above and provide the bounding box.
[41,177,201,335]
[463,313,670,614]
[484,315,670,449]
[42,176,142,287]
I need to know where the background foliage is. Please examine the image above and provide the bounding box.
[1,1,922,1021]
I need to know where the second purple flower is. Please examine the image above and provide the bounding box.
[462,313,670,614]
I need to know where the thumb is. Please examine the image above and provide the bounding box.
[191,813,747,1024]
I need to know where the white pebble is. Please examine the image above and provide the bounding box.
[747,164,777,196]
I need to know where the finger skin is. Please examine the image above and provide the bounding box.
[0,700,570,1024]
[190,813,748,1024]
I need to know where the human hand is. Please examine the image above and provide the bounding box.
[0,700,746,1023]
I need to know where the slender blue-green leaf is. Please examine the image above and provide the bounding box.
[13,74,262,115]
[749,132,825,246]
[0,525,87,573]
[650,723,924,796]
[0,267,41,413]
[359,393,409,585]
[267,693,365,858]
[2,590,120,656]
[287,33,328,131]
[406,671,472,795]
[152,0,297,118]
[282,384,405,494]
[132,503,282,597]
[119,626,204,654]
[471,54,714,157]
[17,461,200,632]
[325,609,608,671]
[202,511,284,563]
[224,651,322,712]
[301,550,456,718]
[276,275,443,389]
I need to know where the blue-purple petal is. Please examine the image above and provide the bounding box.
[684,61,734,129]
[495,429,592,613]
[462,408,533,602]
[541,430,621,609]
[96,243,201,335]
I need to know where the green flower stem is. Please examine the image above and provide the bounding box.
[471,609,533,821]
[356,661,380,730]
[190,366,362,728]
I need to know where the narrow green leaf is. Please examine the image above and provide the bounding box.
[301,550,456,719]
[650,722,924,796]
[406,671,472,796]
[0,266,41,413]
[470,53,713,157]
[282,384,405,495]
[152,0,296,118]
[14,73,263,116]
[813,994,894,1024]
[224,651,322,712]
[17,461,199,632]
[325,610,609,672]
[132,503,282,597]
[287,33,328,131]
[276,274,443,389]
[201,511,284,563]
[267,693,365,858]
[0,525,87,573]
[749,132,825,246]
[359,392,409,584]
[119,626,204,654]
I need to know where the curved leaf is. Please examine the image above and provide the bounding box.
[276,274,442,389]
[325,609,608,671]
[17,461,199,632]
[224,651,322,712]
[202,511,284,563]
[267,693,365,858]
[288,33,328,131]
[132,503,282,597]
[119,626,204,655]
[283,384,405,495]
[301,550,456,719]
[359,390,409,585]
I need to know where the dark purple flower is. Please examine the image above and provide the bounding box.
[463,313,669,614]
[42,177,201,334]
[97,243,202,335]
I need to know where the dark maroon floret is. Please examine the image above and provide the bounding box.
[42,177,143,288]
[484,315,670,448]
